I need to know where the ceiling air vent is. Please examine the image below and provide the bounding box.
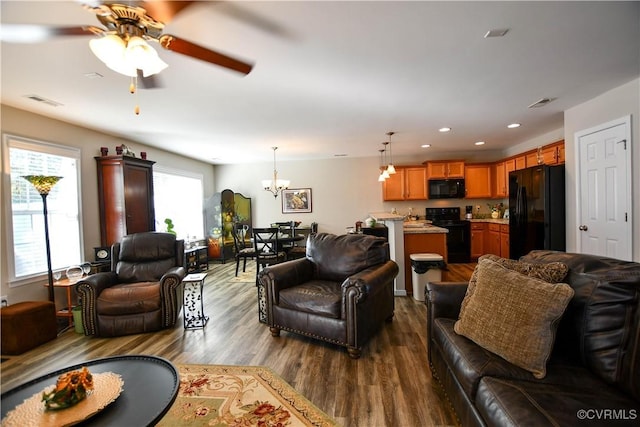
[24,94,63,107]
[528,98,554,108]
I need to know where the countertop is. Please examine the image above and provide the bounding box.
[403,224,448,234]
[469,218,509,225]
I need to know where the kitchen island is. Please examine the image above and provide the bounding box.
[403,223,448,296]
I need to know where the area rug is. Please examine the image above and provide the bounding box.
[157,364,336,427]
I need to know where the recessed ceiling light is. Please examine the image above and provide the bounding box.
[439,127,451,133]
[474,141,485,146]
[421,144,431,148]
[484,29,509,38]
[507,123,521,129]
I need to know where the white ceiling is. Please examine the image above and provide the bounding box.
[1,1,639,164]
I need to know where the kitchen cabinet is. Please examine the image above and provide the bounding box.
[493,161,507,198]
[426,161,465,179]
[526,151,540,168]
[541,141,565,165]
[382,166,427,201]
[382,168,405,201]
[464,164,492,198]
[515,155,527,170]
[470,223,485,260]
[500,224,510,258]
[96,155,155,247]
[486,223,502,256]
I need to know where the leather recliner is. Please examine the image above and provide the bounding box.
[258,232,399,358]
[76,232,186,337]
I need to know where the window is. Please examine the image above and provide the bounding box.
[153,166,204,242]
[3,135,83,282]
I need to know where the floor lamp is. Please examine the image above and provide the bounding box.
[22,175,63,303]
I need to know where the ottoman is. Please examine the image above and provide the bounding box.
[1,301,57,355]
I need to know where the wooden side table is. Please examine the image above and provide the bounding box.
[182,273,208,329]
[43,278,78,327]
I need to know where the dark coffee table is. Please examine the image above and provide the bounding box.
[1,354,179,426]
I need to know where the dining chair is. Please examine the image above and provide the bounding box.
[232,223,257,276]
[286,222,319,260]
[252,228,287,276]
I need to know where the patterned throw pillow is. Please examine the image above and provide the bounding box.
[460,254,568,316]
[454,258,574,378]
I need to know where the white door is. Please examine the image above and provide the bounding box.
[576,116,632,261]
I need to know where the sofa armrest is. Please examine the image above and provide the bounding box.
[259,258,316,304]
[425,281,468,366]
[75,272,119,335]
[426,281,468,320]
[342,260,399,303]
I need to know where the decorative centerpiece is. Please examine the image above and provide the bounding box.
[487,203,505,219]
[42,367,94,410]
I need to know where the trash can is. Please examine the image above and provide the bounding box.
[72,306,84,334]
[410,253,445,301]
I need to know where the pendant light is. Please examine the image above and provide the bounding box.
[377,148,389,181]
[385,131,396,174]
[262,147,290,198]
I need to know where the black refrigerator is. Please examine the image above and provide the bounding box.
[509,164,566,260]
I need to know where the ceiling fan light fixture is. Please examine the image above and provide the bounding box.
[90,34,125,65]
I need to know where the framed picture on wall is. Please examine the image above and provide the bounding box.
[282,188,312,214]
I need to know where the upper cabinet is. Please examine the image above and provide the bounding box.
[426,161,465,179]
[382,166,427,201]
[464,163,492,198]
[541,141,565,165]
[493,161,507,198]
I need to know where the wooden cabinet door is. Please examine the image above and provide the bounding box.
[525,151,539,168]
[486,223,501,256]
[447,161,465,178]
[500,225,510,258]
[426,162,448,179]
[493,161,506,198]
[515,155,526,170]
[382,167,405,201]
[405,167,427,200]
[470,223,485,259]
[123,162,155,236]
[465,164,492,198]
[557,142,565,164]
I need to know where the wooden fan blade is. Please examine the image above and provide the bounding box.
[139,1,199,24]
[159,35,253,75]
[0,24,102,43]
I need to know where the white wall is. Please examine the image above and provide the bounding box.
[564,78,640,261]
[1,105,216,304]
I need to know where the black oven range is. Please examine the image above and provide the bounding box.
[425,207,471,263]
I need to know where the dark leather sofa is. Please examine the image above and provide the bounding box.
[426,250,640,426]
[76,232,186,337]
[259,232,398,358]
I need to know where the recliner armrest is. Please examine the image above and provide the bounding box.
[75,272,119,298]
[160,266,187,284]
[259,258,316,302]
[342,260,399,302]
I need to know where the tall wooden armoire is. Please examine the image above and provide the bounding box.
[96,155,156,246]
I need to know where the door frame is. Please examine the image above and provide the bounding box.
[574,115,632,259]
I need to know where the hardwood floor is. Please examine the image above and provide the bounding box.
[1,262,475,426]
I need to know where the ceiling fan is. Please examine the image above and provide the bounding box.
[2,1,254,87]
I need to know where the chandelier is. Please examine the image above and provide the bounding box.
[262,147,290,198]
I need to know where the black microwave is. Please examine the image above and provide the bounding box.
[428,179,465,199]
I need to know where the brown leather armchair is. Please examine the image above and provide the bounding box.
[258,233,398,358]
[76,232,186,337]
